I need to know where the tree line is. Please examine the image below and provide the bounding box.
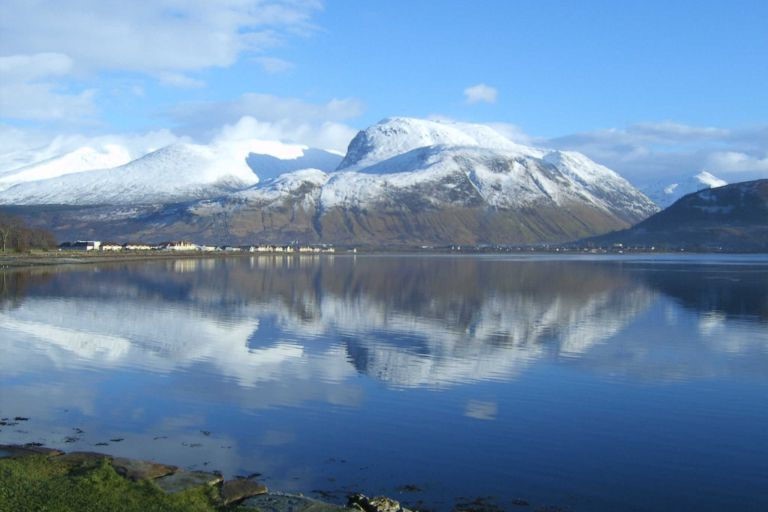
[0,212,57,252]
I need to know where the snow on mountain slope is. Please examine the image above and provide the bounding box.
[542,150,657,220]
[0,142,259,205]
[0,145,63,177]
[337,117,538,172]
[641,171,729,208]
[233,169,329,206]
[0,144,133,191]
[0,136,343,205]
[174,117,658,237]
[322,118,657,220]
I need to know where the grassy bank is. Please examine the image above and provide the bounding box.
[0,448,360,512]
[0,455,226,512]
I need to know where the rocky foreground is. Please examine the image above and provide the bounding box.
[0,444,415,512]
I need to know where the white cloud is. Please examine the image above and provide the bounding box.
[706,151,768,173]
[485,122,534,145]
[170,93,363,127]
[157,72,206,89]
[253,56,295,74]
[0,1,321,76]
[464,83,497,104]
[0,1,326,127]
[547,122,768,185]
[0,53,97,121]
[629,121,729,141]
[0,87,361,169]
[0,83,96,121]
[168,93,363,151]
[211,116,357,153]
[0,53,73,80]
[0,127,186,174]
[0,109,353,171]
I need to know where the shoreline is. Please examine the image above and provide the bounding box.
[0,443,416,512]
[2,248,765,270]
[0,250,338,269]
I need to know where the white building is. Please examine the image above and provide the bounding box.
[159,241,198,251]
[123,243,152,251]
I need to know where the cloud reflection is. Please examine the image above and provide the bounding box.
[1,256,766,396]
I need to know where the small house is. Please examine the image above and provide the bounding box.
[101,242,123,251]
[159,241,197,251]
[123,243,152,251]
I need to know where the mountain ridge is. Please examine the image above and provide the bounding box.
[1,117,661,245]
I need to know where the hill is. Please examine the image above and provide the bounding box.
[582,180,768,251]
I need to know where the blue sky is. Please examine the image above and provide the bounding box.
[1,0,766,183]
[309,0,768,134]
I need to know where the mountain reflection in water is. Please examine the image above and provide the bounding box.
[1,255,767,512]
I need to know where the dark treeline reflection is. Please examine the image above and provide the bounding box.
[0,269,54,309]
[19,255,645,332]
[4,255,767,389]
[14,255,768,324]
[629,262,768,321]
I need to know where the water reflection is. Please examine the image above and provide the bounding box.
[2,255,767,511]
[2,256,767,390]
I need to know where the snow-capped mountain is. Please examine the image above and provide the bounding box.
[0,140,341,205]
[178,117,656,245]
[323,118,656,219]
[3,117,660,245]
[0,144,134,190]
[0,142,258,205]
[641,171,728,208]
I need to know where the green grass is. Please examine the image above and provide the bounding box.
[0,455,226,512]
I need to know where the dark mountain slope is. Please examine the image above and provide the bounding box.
[583,180,768,251]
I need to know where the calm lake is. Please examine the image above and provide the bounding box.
[1,254,767,511]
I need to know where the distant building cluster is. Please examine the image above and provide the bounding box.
[58,240,336,253]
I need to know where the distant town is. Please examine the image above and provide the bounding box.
[54,239,724,256]
[58,240,339,253]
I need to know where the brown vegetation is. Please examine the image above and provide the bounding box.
[0,212,57,252]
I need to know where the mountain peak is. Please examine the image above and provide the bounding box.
[641,171,729,208]
[337,117,535,172]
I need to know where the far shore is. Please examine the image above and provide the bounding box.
[1,246,764,270]
[0,249,346,269]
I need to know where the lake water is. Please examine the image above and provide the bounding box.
[1,254,767,511]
